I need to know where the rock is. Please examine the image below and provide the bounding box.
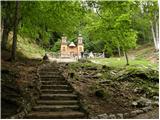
[141,106,153,112]
[102,65,111,70]
[130,111,137,117]
[10,116,16,119]
[85,66,97,70]
[99,80,112,84]
[152,101,159,106]
[43,53,49,61]
[21,112,25,118]
[132,101,138,107]
[123,113,129,118]
[135,97,152,107]
[110,71,116,75]
[95,89,105,98]
[145,100,152,107]
[132,109,143,115]
[108,114,116,119]
[116,113,123,119]
[96,73,103,77]
[91,116,98,119]
[153,96,159,101]
[24,109,28,115]
[97,113,108,119]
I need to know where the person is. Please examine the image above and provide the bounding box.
[43,53,49,61]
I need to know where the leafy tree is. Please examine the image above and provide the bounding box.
[51,39,61,52]
[11,1,20,61]
[82,1,138,65]
[1,1,15,50]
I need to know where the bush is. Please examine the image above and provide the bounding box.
[95,89,105,98]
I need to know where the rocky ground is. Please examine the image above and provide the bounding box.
[59,60,159,119]
[1,50,42,118]
[1,49,159,119]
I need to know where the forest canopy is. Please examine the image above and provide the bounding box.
[1,0,159,60]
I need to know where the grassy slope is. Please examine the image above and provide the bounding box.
[89,44,158,69]
[7,32,45,59]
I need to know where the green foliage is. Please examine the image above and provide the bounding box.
[2,1,158,57]
[51,39,61,52]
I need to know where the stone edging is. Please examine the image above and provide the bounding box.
[91,105,157,119]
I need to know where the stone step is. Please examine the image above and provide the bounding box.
[41,81,67,85]
[38,67,59,72]
[40,75,63,78]
[32,105,80,112]
[41,85,69,89]
[26,111,85,119]
[39,94,77,100]
[41,89,73,94]
[40,77,65,81]
[37,100,79,105]
[39,71,61,74]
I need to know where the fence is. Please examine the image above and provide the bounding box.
[46,52,105,59]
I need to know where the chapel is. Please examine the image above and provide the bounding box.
[60,34,84,58]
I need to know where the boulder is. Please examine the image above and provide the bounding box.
[123,113,129,118]
[96,73,103,78]
[130,111,137,117]
[97,113,108,119]
[141,106,153,112]
[132,97,152,108]
[85,66,97,70]
[95,89,105,98]
[152,101,159,106]
[153,96,159,101]
[108,114,116,119]
[132,101,138,107]
[99,80,112,84]
[116,113,123,119]
[132,109,143,115]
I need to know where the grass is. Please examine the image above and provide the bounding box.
[89,57,158,70]
[7,32,45,59]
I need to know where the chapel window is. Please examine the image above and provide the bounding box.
[79,47,82,52]
[63,47,65,51]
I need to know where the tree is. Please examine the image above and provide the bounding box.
[83,1,137,65]
[11,1,20,61]
[19,1,85,49]
[1,1,85,59]
[1,2,15,50]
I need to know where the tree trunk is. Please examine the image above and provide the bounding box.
[117,44,121,57]
[11,1,19,61]
[124,50,129,65]
[155,20,159,49]
[150,21,158,50]
[1,19,10,50]
[1,18,10,50]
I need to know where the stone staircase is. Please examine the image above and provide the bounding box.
[26,63,86,119]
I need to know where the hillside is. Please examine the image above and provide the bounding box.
[2,32,45,60]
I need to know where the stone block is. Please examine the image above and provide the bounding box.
[97,113,108,119]
[116,113,123,119]
[108,114,116,119]
[153,96,159,101]
[141,106,153,112]
[130,111,137,117]
[152,101,159,106]
[124,113,129,118]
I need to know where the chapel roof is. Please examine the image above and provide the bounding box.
[69,42,76,47]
